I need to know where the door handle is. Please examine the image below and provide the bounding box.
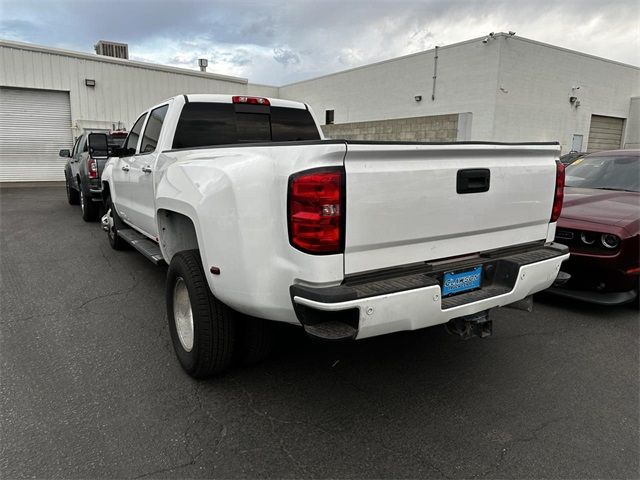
[121,164,130,172]
[142,165,152,173]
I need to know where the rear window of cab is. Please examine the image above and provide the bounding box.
[172,102,320,150]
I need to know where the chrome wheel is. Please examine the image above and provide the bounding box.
[80,188,85,214]
[173,277,194,352]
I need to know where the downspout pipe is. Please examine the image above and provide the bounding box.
[431,46,439,101]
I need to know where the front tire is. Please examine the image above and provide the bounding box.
[105,196,127,250]
[167,250,236,378]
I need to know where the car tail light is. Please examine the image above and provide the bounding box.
[288,168,344,254]
[232,95,270,106]
[88,157,98,179]
[550,160,565,222]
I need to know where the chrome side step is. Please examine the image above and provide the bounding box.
[118,229,165,265]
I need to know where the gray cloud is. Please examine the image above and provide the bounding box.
[228,49,253,66]
[1,0,638,84]
[0,18,36,39]
[273,47,300,65]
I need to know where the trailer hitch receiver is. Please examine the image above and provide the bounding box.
[445,310,492,339]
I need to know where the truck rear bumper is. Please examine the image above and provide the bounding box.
[290,243,569,340]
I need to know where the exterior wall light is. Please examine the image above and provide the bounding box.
[414,95,422,102]
[85,79,96,87]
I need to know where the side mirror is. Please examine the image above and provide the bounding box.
[88,133,109,157]
[59,149,71,158]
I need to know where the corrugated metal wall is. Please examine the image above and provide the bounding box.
[0,41,249,181]
[0,43,248,133]
[0,87,72,182]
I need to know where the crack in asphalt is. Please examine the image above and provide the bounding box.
[236,377,451,479]
[132,383,228,479]
[132,459,194,479]
[495,328,573,340]
[477,416,571,478]
[4,279,138,325]
[3,311,59,326]
[98,244,115,270]
[331,369,453,479]
[155,312,172,353]
[75,290,128,310]
[239,383,314,476]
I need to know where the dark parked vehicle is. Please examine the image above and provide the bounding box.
[559,150,587,166]
[60,130,127,221]
[551,150,639,305]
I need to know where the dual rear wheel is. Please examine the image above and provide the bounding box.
[77,191,246,372]
[104,207,274,378]
[79,183,99,222]
[65,175,80,205]
[166,250,275,378]
[66,175,98,222]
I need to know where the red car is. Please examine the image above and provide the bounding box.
[550,150,639,305]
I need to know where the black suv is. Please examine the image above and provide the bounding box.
[60,130,127,221]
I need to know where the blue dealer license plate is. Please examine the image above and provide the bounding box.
[442,266,482,296]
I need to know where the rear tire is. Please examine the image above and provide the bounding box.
[235,315,276,365]
[167,250,236,378]
[106,196,127,250]
[80,183,99,221]
[66,175,80,205]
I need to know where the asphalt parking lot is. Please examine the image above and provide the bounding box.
[1,186,638,479]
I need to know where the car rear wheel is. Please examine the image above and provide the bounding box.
[235,315,276,365]
[66,175,79,205]
[80,183,99,222]
[167,250,236,378]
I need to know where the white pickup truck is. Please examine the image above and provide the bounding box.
[98,94,569,378]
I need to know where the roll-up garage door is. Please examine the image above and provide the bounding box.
[587,115,624,153]
[0,87,73,182]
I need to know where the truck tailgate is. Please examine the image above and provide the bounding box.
[343,143,559,275]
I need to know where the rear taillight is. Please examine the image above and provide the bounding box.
[550,160,565,222]
[232,95,270,106]
[88,157,98,179]
[288,168,344,254]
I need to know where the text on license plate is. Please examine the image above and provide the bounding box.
[442,265,482,296]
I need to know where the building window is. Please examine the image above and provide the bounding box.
[325,110,334,125]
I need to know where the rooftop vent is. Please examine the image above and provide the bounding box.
[94,40,129,59]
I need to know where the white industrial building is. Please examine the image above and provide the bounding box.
[276,33,639,153]
[0,39,249,181]
[0,34,638,182]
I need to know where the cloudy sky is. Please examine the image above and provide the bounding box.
[1,0,638,85]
